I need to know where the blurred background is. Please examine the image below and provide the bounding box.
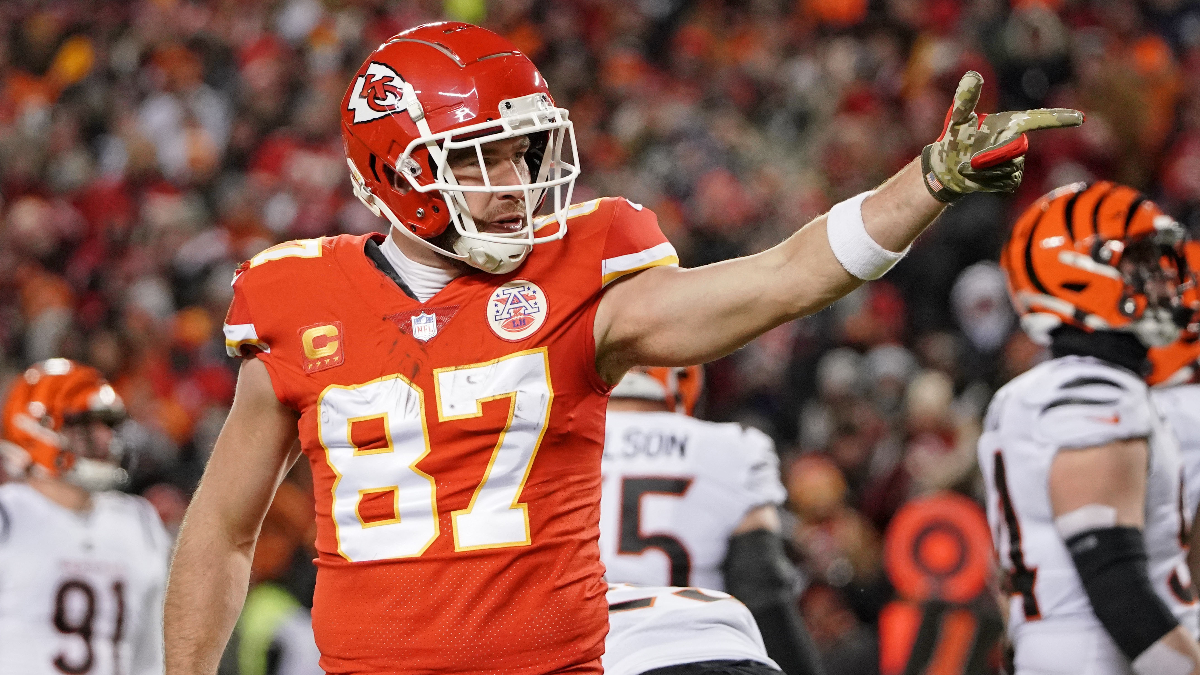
[1,0,1198,673]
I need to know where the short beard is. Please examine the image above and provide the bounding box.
[426,227,475,273]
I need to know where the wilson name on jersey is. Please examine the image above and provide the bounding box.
[223,198,677,674]
[978,356,1198,638]
[600,411,786,590]
[604,584,779,675]
[0,483,170,675]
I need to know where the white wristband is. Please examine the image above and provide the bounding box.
[825,190,910,280]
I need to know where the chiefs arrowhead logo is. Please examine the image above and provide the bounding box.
[348,63,416,124]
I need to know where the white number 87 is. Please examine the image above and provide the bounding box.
[317,349,553,562]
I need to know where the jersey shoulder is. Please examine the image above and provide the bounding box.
[0,483,27,544]
[989,356,1153,450]
[95,492,172,554]
[536,197,677,289]
[606,412,785,505]
[224,234,371,357]
[231,234,371,294]
[1152,384,1200,444]
[690,420,786,506]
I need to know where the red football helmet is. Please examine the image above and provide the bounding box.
[610,366,705,416]
[1,359,129,490]
[340,22,579,274]
[1001,181,1192,347]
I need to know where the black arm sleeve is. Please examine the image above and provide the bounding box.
[1065,525,1178,662]
[723,529,826,675]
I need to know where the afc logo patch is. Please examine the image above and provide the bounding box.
[487,280,547,341]
[299,322,345,373]
[347,62,418,124]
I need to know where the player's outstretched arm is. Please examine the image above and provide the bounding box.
[1049,439,1200,675]
[594,72,1081,382]
[164,358,300,675]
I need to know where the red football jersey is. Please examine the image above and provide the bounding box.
[223,198,677,674]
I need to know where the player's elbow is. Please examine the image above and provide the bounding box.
[176,486,261,558]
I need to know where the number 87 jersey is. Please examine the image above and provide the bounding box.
[223,197,677,675]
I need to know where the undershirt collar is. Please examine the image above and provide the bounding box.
[379,231,460,303]
[1049,325,1148,376]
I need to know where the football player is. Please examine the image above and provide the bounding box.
[1145,242,1200,605]
[980,182,1200,674]
[600,366,822,675]
[604,583,782,675]
[0,358,170,675]
[1148,331,1200,609]
[164,22,1082,675]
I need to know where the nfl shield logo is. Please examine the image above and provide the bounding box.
[411,312,437,342]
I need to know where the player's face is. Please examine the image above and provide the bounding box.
[445,136,532,234]
[62,420,116,462]
[1120,239,1183,310]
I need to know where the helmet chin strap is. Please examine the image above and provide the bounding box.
[353,166,531,275]
[0,440,128,492]
[1128,308,1182,348]
[451,236,529,275]
[63,457,129,492]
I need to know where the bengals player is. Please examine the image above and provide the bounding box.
[1149,330,1200,613]
[0,359,170,674]
[981,183,1200,674]
[604,583,782,675]
[600,367,822,675]
[1146,241,1200,606]
[164,22,1081,675]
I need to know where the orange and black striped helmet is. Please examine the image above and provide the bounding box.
[610,366,705,416]
[1,358,126,483]
[1147,241,1200,386]
[1001,181,1191,348]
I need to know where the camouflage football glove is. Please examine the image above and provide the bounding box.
[921,71,1084,203]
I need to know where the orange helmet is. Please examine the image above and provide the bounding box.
[1001,181,1191,348]
[1147,241,1200,386]
[609,366,705,416]
[1,359,128,489]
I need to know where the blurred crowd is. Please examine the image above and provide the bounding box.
[2,0,1199,673]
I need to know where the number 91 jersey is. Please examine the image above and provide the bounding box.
[223,198,677,675]
[0,483,170,675]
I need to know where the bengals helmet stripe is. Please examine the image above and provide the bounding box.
[1,359,125,481]
[1002,181,1189,347]
[1148,241,1200,386]
[610,366,704,416]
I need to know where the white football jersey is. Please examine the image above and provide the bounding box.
[0,482,171,675]
[604,583,779,675]
[1152,384,1200,523]
[978,356,1198,647]
[600,411,787,590]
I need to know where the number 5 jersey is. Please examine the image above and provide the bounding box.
[0,483,170,675]
[222,198,677,675]
[599,411,786,590]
